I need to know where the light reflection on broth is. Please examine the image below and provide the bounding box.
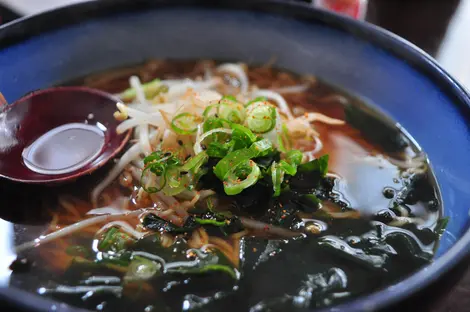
[1,60,444,312]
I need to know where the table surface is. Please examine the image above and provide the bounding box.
[1,1,470,311]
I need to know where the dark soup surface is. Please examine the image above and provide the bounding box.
[1,60,446,312]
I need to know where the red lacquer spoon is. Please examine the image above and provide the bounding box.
[0,87,130,184]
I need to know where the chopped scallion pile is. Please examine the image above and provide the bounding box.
[140,92,329,198]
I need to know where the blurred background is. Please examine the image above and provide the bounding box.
[0,0,469,90]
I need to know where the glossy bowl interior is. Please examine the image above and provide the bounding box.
[1,1,470,311]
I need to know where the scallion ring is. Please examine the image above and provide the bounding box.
[163,167,189,196]
[203,117,232,134]
[141,165,167,193]
[245,103,277,134]
[203,104,219,119]
[271,161,284,197]
[223,160,261,195]
[245,96,267,107]
[194,128,233,154]
[171,113,201,135]
[181,152,209,173]
[218,98,245,124]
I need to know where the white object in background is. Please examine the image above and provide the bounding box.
[437,0,470,91]
[0,0,93,15]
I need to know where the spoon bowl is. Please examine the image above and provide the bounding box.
[0,86,131,184]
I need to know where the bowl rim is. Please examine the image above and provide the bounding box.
[1,1,470,311]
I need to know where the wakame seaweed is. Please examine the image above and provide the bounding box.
[288,155,329,191]
[143,212,243,236]
[143,214,198,233]
[255,150,281,170]
[395,172,440,211]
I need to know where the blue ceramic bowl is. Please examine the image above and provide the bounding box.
[1,1,470,311]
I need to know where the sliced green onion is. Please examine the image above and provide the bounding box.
[162,153,209,195]
[142,152,181,193]
[118,78,164,101]
[250,139,273,157]
[185,152,208,186]
[282,123,292,147]
[231,124,257,149]
[192,168,209,187]
[142,166,166,193]
[224,160,261,195]
[202,117,232,146]
[206,141,233,158]
[222,95,238,101]
[98,228,133,252]
[278,162,296,176]
[158,153,209,195]
[181,151,209,173]
[194,128,233,154]
[270,150,302,196]
[162,166,187,195]
[203,117,232,134]
[214,139,272,180]
[214,148,256,180]
[98,227,119,251]
[203,104,219,119]
[218,97,245,124]
[245,96,267,107]
[271,161,284,197]
[245,103,277,134]
[171,113,202,135]
[278,149,303,176]
[143,151,163,167]
[286,149,303,164]
[277,134,287,153]
[194,218,226,227]
[277,123,292,153]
